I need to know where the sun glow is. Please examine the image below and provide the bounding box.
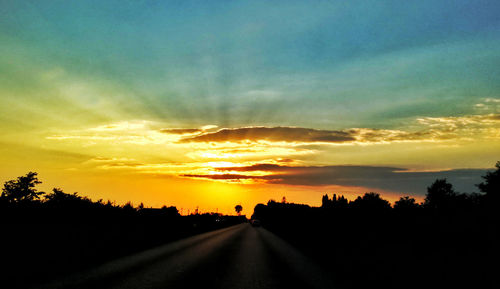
[205,162,242,168]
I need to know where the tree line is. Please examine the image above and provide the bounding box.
[254,161,499,218]
[251,161,499,289]
[0,172,244,289]
[0,171,181,220]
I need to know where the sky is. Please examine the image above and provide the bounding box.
[1,0,499,214]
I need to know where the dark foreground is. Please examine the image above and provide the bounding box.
[35,224,335,289]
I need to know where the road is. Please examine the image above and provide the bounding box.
[36,223,336,289]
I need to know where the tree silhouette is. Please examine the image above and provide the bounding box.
[122,201,135,212]
[321,194,330,208]
[477,161,500,200]
[235,204,243,216]
[351,192,391,210]
[424,179,456,211]
[1,172,44,204]
[161,205,180,217]
[322,193,348,209]
[394,196,420,210]
[44,188,87,205]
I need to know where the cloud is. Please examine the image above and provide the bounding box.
[160,125,218,135]
[180,127,356,143]
[181,174,255,180]
[160,128,202,134]
[47,112,500,149]
[85,157,145,169]
[416,113,500,127]
[185,164,490,195]
[88,121,152,132]
[348,128,440,143]
[475,98,500,113]
[217,163,290,172]
[177,113,500,144]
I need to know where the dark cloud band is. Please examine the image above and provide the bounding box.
[179,127,355,143]
[184,164,490,195]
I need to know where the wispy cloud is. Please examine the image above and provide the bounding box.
[474,98,500,114]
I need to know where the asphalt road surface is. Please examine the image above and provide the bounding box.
[36,223,337,289]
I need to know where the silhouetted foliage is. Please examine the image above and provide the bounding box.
[252,162,499,289]
[2,163,499,289]
[424,178,457,211]
[122,201,136,212]
[44,188,91,207]
[477,161,500,200]
[394,196,420,210]
[1,172,44,204]
[235,204,242,215]
[321,193,348,209]
[350,192,391,211]
[0,172,246,288]
[161,205,181,217]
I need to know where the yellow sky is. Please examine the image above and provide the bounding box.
[1,114,498,215]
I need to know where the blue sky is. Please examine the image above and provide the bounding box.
[2,0,500,128]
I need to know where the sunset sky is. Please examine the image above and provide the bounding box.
[1,0,499,214]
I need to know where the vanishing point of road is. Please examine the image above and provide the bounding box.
[36,223,336,289]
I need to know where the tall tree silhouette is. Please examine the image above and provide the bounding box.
[424,179,456,211]
[1,172,44,204]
